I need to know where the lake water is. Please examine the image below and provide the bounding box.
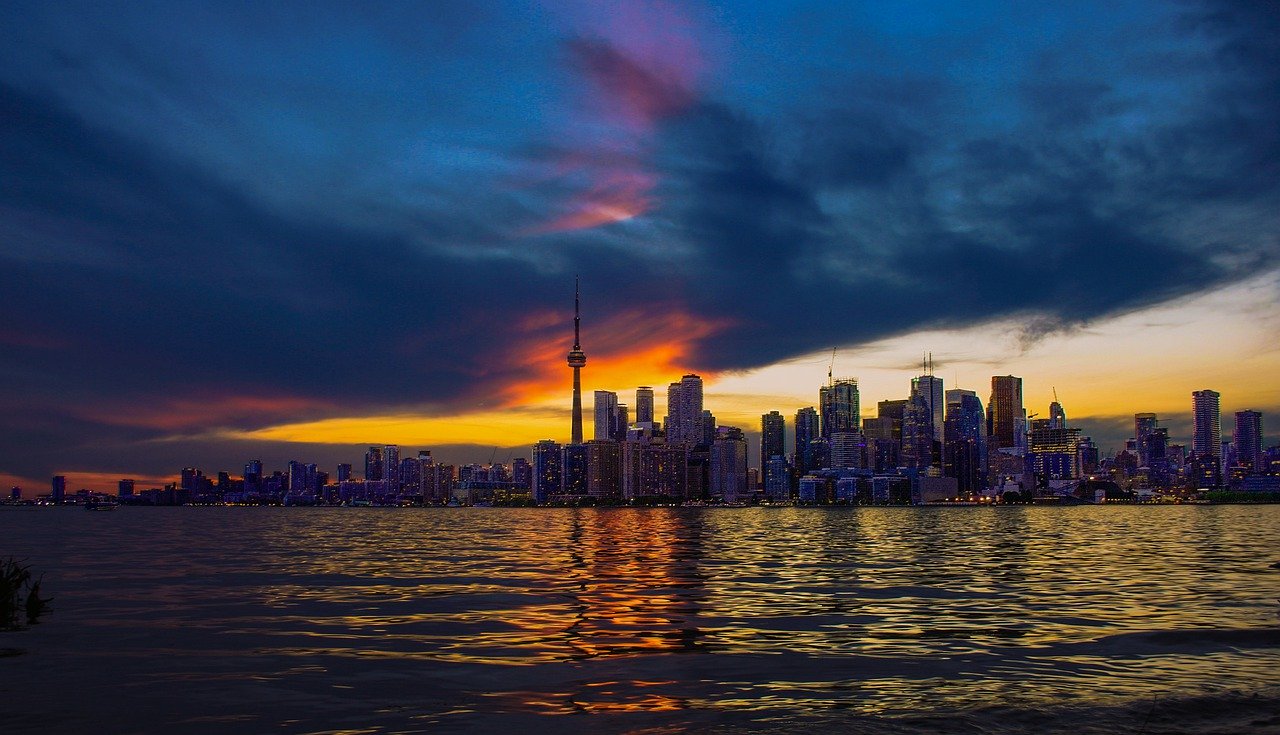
[2,505,1279,733]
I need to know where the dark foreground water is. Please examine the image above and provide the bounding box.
[2,506,1279,734]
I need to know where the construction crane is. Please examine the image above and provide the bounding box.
[828,347,836,386]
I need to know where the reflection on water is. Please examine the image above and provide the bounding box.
[1,506,1278,733]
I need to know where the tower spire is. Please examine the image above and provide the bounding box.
[573,276,581,349]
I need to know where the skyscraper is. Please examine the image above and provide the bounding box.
[635,386,655,425]
[382,445,400,489]
[665,374,705,445]
[819,378,860,437]
[1235,410,1263,474]
[944,389,986,495]
[567,279,588,445]
[988,375,1024,451]
[364,446,383,481]
[1192,389,1221,458]
[901,391,936,471]
[911,374,944,442]
[795,407,820,474]
[710,426,749,502]
[562,443,588,494]
[761,411,785,467]
[594,390,619,442]
[1134,413,1159,467]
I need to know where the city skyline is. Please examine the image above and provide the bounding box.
[2,2,1278,491]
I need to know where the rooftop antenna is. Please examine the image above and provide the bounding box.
[828,347,836,387]
[573,275,581,350]
[1053,386,1059,403]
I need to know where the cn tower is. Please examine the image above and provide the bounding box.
[566,277,587,445]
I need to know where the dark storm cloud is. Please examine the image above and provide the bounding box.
[1,0,1278,482]
[649,0,1279,371]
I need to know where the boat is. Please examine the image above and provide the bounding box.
[85,497,119,511]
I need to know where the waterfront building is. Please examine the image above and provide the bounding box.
[710,426,749,502]
[795,407,820,475]
[1028,425,1083,480]
[51,475,66,504]
[532,440,562,503]
[622,438,692,500]
[1192,389,1221,459]
[761,410,787,498]
[336,463,352,483]
[1235,410,1264,474]
[764,455,790,501]
[399,456,422,496]
[944,389,986,496]
[118,479,135,497]
[567,279,588,445]
[561,443,588,495]
[586,440,622,498]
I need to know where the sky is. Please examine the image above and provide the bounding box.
[1,0,1277,491]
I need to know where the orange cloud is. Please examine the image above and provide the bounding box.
[495,305,730,407]
[235,305,732,448]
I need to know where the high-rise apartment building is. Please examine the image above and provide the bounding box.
[665,374,705,445]
[594,390,620,441]
[710,426,749,502]
[532,440,562,503]
[586,440,622,497]
[382,445,399,489]
[1192,389,1221,458]
[561,443,588,494]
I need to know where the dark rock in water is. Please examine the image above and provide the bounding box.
[1270,561,1280,569]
